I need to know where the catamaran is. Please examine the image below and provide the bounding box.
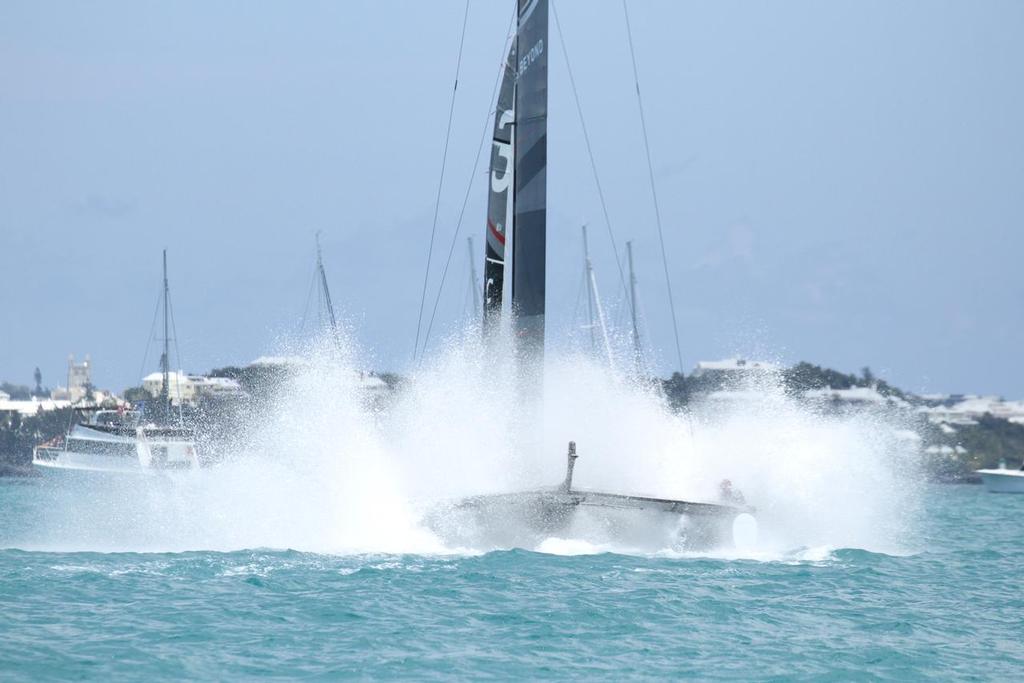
[429,0,752,549]
[33,251,200,474]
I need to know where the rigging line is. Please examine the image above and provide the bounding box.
[608,248,629,331]
[636,280,651,372]
[621,0,684,373]
[412,0,472,364]
[137,286,163,388]
[419,9,517,360]
[551,0,633,319]
[299,261,318,335]
[460,265,473,319]
[167,290,185,419]
[571,263,587,333]
[317,261,324,331]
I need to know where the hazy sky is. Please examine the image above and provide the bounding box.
[1,1,1022,397]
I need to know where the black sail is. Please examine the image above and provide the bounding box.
[511,0,548,357]
[483,42,517,328]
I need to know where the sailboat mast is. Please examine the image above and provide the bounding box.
[316,233,339,341]
[582,225,613,367]
[582,225,596,352]
[627,240,642,375]
[161,249,170,417]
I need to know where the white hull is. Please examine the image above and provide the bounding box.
[33,423,199,475]
[977,469,1024,493]
[34,451,158,475]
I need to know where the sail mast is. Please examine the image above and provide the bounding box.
[582,225,613,368]
[161,249,170,419]
[510,0,549,358]
[316,233,339,345]
[582,226,596,353]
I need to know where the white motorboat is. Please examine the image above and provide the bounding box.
[33,410,199,474]
[33,251,200,475]
[977,462,1024,493]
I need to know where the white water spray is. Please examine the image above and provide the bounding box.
[22,329,922,559]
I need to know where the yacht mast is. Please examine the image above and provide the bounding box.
[582,225,596,353]
[316,233,339,344]
[160,249,171,419]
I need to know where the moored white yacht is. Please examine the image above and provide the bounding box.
[33,250,200,475]
[33,410,199,474]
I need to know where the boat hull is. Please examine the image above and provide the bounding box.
[34,454,151,476]
[32,421,200,475]
[425,489,749,551]
[977,469,1024,493]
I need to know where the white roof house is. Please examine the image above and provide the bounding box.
[190,376,245,396]
[141,371,197,404]
[0,397,73,416]
[141,372,245,404]
[692,358,782,377]
[918,395,1024,426]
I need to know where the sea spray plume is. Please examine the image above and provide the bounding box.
[382,326,531,501]
[684,368,924,556]
[28,330,439,555]
[386,325,694,503]
[388,329,721,552]
[389,326,922,556]
[196,332,440,554]
[25,321,921,558]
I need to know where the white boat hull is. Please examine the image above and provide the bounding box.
[977,469,1024,493]
[34,451,147,474]
[32,424,199,475]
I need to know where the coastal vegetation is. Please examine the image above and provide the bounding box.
[0,408,72,475]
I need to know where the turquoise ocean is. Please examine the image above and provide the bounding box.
[0,477,1021,680]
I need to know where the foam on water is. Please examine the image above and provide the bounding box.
[21,329,923,560]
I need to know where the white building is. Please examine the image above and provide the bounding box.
[141,372,244,405]
[0,396,73,418]
[142,371,197,405]
[917,395,1024,427]
[691,358,782,377]
[191,376,245,399]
